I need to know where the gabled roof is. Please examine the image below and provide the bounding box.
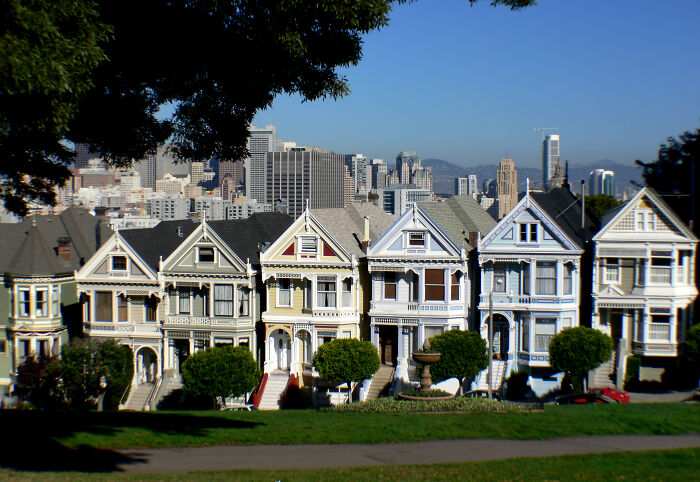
[0,208,112,276]
[529,187,598,248]
[419,195,497,249]
[120,220,198,272]
[310,203,395,257]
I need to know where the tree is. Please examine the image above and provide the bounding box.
[14,355,65,410]
[1,0,536,216]
[584,194,621,224]
[312,338,379,402]
[426,329,488,395]
[98,341,134,411]
[60,339,108,410]
[181,345,260,407]
[548,327,613,393]
[636,128,699,233]
[684,324,700,386]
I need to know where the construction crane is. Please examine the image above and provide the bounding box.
[534,126,559,142]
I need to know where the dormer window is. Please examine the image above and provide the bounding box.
[198,247,215,263]
[112,256,127,270]
[299,236,317,255]
[519,223,538,243]
[408,232,425,247]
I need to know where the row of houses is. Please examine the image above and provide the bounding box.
[1,185,696,407]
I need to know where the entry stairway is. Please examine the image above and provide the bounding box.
[590,355,616,389]
[257,372,290,410]
[124,382,154,410]
[366,365,394,400]
[476,359,507,392]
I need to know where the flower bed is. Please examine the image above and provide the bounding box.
[323,397,536,414]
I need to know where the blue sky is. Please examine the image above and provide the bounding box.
[252,0,700,169]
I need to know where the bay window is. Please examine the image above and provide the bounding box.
[317,277,336,308]
[536,262,557,295]
[424,269,445,301]
[214,284,234,316]
[535,318,556,352]
[277,279,291,306]
[384,272,397,300]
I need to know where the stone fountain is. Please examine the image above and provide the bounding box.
[411,339,442,393]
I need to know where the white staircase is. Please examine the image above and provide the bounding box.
[590,355,615,389]
[257,372,290,410]
[476,360,507,392]
[366,366,394,400]
[124,382,153,411]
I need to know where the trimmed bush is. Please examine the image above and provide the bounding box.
[426,329,488,395]
[504,372,531,400]
[312,338,379,396]
[549,327,613,392]
[624,356,641,390]
[324,397,534,414]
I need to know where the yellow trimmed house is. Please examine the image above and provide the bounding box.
[258,204,393,408]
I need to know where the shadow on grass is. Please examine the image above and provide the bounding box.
[0,410,263,472]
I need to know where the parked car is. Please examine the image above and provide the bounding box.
[554,392,612,405]
[462,389,500,401]
[589,387,630,403]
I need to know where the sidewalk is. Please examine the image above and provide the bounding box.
[116,434,700,474]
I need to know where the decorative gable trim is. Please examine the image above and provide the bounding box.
[76,231,158,281]
[161,222,247,273]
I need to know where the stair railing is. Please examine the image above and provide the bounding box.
[251,372,269,408]
[118,380,134,409]
[144,376,161,411]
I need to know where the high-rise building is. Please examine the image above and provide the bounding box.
[245,124,277,202]
[456,177,468,196]
[589,169,616,196]
[74,143,98,169]
[378,185,432,215]
[190,161,204,186]
[468,174,478,198]
[263,150,345,218]
[497,158,518,219]
[543,134,562,190]
[396,151,420,184]
[345,154,368,194]
[371,160,388,190]
[219,159,244,188]
[343,165,354,206]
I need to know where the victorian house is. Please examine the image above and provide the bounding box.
[76,212,293,408]
[591,187,697,385]
[367,197,496,387]
[0,208,111,401]
[477,187,596,395]
[259,204,393,408]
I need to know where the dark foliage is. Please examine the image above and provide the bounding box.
[549,327,613,392]
[584,194,621,223]
[14,355,65,410]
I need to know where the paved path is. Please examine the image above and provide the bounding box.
[116,434,700,474]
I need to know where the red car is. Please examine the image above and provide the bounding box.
[590,387,630,403]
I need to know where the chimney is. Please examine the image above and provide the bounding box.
[177,226,183,237]
[56,237,71,262]
[468,232,479,250]
[361,216,371,253]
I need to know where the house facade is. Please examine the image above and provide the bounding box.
[591,187,697,368]
[477,188,595,394]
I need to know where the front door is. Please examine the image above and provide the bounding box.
[378,326,397,366]
[174,339,190,372]
[492,317,509,360]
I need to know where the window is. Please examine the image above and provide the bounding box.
[317,277,336,308]
[37,340,48,358]
[18,288,30,317]
[522,317,530,351]
[178,288,191,314]
[198,247,215,263]
[278,279,291,306]
[522,263,530,295]
[649,308,671,341]
[519,223,538,242]
[304,280,312,309]
[146,297,158,321]
[384,272,397,300]
[52,286,60,316]
[424,269,445,301]
[96,291,113,321]
[450,272,460,301]
[118,295,128,321]
[536,262,557,295]
[112,256,127,270]
[636,259,646,285]
[238,337,250,348]
[238,288,250,316]
[214,284,234,316]
[408,232,425,247]
[411,272,419,302]
[342,279,352,308]
[299,236,317,254]
[424,325,443,342]
[35,288,48,317]
[564,263,574,295]
[636,210,654,231]
[535,318,556,352]
[493,264,506,293]
[604,258,620,283]
[0,340,6,354]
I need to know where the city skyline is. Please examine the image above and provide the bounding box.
[251,0,700,168]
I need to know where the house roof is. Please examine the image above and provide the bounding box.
[529,187,598,248]
[0,208,113,276]
[121,212,295,271]
[310,203,395,257]
[418,195,497,249]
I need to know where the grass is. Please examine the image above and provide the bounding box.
[1,448,699,480]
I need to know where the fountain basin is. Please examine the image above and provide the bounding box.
[412,352,441,364]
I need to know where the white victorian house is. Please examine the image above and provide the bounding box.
[477,187,596,395]
[367,198,496,386]
[591,187,697,382]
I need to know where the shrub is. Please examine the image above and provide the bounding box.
[504,371,531,400]
[182,345,260,406]
[549,327,613,392]
[425,329,488,395]
[99,341,134,411]
[400,388,451,398]
[624,356,641,390]
[312,339,379,400]
[14,355,65,410]
[324,397,534,414]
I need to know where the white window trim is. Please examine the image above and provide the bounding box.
[519,223,538,243]
[35,287,49,318]
[316,275,338,308]
[196,245,216,264]
[603,258,621,284]
[297,235,319,259]
[406,231,426,248]
[17,286,31,317]
[109,254,129,273]
[277,279,293,307]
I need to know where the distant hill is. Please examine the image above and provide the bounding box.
[423,158,643,198]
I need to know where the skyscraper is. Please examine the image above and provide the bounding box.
[396,151,420,184]
[497,158,518,219]
[74,143,98,169]
[245,124,277,202]
[589,169,616,196]
[542,134,561,190]
[468,174,478,198]
[345,154,368,194]
[135,152,157,190]
[456,177,468,196]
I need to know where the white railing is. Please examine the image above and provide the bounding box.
[87,322,161,334]
[649,267,671,285]
[311,309,357,318]
[479,294,571,305]
[370,301,462,315]
[648,324,671,341]
[165,316,211,326]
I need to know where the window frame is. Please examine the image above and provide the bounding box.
[35,287,48,317]
[424,269,446,301]
[535,261,557,295]
[450,272,460,301]
[111,255,127,271]
[342,278,352,308]
[277,279,292,307]
[563,263,574,295]
[214,284,234,316]
[238,287,250,316]
[384,272,397,300]
[534,318,556,352]
[96,291,113,322]
[178,287,191,314]
[117,294,128,322]
[197,246,215,263]
[519,223,538,243]
[493,264,506,293]
[298,236,318,255]
[408,231,426,247]
[316,276,337,308]
[603,258,620,284]
[18,287,31,317]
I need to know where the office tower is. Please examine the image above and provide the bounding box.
[468,175,478,198]
[344,165,354,206]
[264,150,345,218]
[456,177,468,196]
[497,158,518,219]
[190,161,204,186]
[345,154,368,194]
[135,152,157,190]
[74,143,98,169]
[371,159,388,190]
[483,178,497,198]
[411,166,433,196]
[378,185,431,215]
[396,151,420,184]
[219,159,244,188]
[589,169,616,196]
[543,134,563,190]
[155,147,190,180]
[245,124,277,202]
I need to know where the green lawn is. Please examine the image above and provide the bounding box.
[2,449,699,480]
[0,403,697,452]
